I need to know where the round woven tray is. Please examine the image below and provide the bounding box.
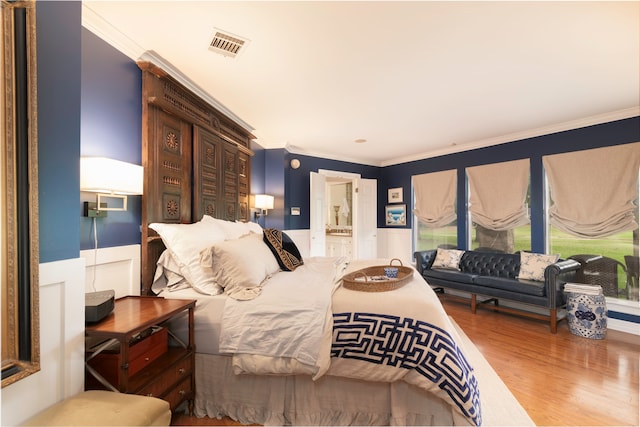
[342,259,413,292]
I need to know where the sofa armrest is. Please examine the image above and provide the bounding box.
[414,250,437,276]
[544,259,582,307]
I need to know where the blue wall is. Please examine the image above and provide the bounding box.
[37,1,82,263]
[79,28,142,250]
[282,152,380,230]
[380,117,640,252]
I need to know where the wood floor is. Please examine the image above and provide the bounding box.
[172,296,639,426]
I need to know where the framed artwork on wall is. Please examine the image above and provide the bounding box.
[385,204,407,226]
[388,187,403,203]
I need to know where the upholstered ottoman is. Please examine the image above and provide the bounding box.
[22,390,171,426]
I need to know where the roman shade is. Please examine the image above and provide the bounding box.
[543,142,640,238]
[467,159,530,231]
[412,170,457,228]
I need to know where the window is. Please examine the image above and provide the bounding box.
[467,160,531,254]
[412,170,457,251]
[544,142,640,301]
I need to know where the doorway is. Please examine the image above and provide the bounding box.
[310,170,377,259]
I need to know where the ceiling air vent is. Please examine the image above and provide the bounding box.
[209,30,248,58]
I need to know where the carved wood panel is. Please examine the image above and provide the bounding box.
[222,144,238,221]
[148,107,192,224]
[238,151,250,221]
[193,126,221,221]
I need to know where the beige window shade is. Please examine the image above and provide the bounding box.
[412,170,457,228]
[543,142,640,238]
[467,159,530,231]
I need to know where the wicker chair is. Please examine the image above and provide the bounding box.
[569,254,627,298]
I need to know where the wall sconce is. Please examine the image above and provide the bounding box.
[253,194,274,221]
[290,158,301,169]
[81,157,143,217]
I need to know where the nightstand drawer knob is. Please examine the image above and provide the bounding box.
[178,368,185,375]
[144,357,150,361]
[146,393,154,397]
[179,390,186,397]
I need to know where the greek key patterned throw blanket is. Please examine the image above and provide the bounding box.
[328,260,482,427]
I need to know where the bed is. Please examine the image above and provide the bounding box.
[138,62,486,426]
[146,216,481,426]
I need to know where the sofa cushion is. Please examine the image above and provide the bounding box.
[474,275,546,297]
[425,268,476,284]
[518,252,559,281]
[432,248,465,270]
[459,251,520,278]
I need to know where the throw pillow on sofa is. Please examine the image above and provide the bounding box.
[518,252,559,281]
[432,248,465,270]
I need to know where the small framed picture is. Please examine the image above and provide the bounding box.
[385,204,406,226]
[388,187,403,203]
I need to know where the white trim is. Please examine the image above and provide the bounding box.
[286,144,382,167]
[381,107,640,167]
[318,169,361,179]
[1,258,86,426]
[606,298,640,335]
[80,244,141,298]
[81,4,145,60]
[286,108,640,167]
[607,317,639,336]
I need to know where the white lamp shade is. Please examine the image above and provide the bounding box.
[254,194,274,210]
[81,157,143,195]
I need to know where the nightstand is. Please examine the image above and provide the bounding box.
[85,296,196,414]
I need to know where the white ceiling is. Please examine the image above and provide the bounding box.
[83,1,640,166]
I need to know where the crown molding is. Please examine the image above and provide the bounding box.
[381,107,640,167]
[81,4,254,134]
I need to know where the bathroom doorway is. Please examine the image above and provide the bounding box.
[310,170,377,259]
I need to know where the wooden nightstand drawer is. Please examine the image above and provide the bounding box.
[87,328,168,387]
[137,352,192,398]
[162,376,193,410]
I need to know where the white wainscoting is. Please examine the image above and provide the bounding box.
[376,227,414,266]
[1,258,86,427]
[605,298,640,336]
[80,244,141,298]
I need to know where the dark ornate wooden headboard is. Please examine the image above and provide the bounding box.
[138,61,254,295]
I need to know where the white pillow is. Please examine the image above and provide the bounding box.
[432,248,465,270]
[518,252,559,281]
[149,218,227,295]
[238,220,263,235]
[202,232,280,301]
[202,216,253,240]
[151,250,190,294]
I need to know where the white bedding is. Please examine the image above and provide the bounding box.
[164,287,227,355]
[219,256,345,378]
[165,257,481,426]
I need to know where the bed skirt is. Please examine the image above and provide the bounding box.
[193,353,470,426]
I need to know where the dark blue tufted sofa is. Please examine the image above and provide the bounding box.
[414,249,582,333]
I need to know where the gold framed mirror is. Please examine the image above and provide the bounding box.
[2,0,40,388]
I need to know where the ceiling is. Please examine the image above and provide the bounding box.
[83,1,639,166]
